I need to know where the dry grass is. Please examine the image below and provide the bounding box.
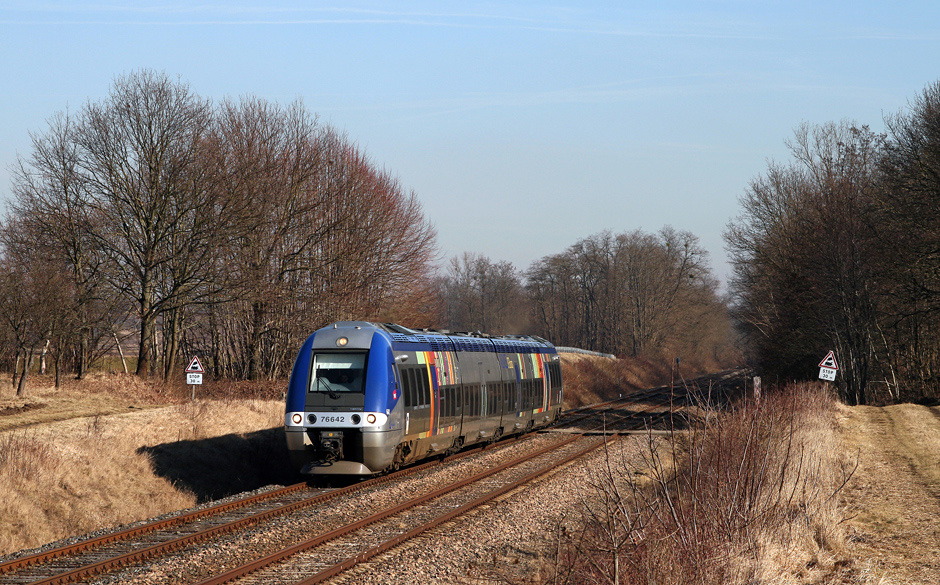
[549,383,871,585]
[836,403,940,582]
[0,396,291,556]
[0,373,173,431]
[560,354,674,408]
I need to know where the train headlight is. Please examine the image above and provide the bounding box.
[307,414,317,424]
[366,413,377,424]
[351,414,361,424]
[291,413,303,425]
[336,337,348,347]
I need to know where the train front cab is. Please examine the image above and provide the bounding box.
[285,323,402,476]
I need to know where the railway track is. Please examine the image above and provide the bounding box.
[197,434,609,585]
[0,435,532,585]
[0,384,699,585]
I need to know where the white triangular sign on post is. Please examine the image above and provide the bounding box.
[818,351,839,370]
[186,356,205,374]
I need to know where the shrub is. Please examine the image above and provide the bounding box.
[555,383,860,584]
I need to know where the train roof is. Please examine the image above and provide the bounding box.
[375,322,556,353]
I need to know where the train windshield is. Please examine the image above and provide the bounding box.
[310,352,366,394]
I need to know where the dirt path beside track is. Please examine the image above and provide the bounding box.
[838,403,940,583]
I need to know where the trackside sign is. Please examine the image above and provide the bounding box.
[186,356,204,386]
[818,351,838,381]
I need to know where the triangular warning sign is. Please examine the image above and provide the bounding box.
[185,356,205,374]
[818,351,838,370]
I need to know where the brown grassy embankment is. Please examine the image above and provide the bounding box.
[560,352,707,408]
[0,375,292,556]
[549,383,872,585]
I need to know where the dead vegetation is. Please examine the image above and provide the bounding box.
[0,374,292,556]
[560,352,692,408]
[837,403,940,582]
[540,383,875,585]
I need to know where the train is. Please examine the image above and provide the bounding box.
[284,321,564,475]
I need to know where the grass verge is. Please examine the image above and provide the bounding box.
[0,396,292,556]
[548,383,869,585]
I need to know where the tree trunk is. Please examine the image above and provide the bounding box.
[163,307,181,380]
[248,300,266,381]
[136,274,156,377]
[39,339,50,375]
[77,327,88,380]
[54,347,61,388]
[114,332,128,374]
[16,347,34,396]
[12,352,20,389]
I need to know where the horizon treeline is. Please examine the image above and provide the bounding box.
[435,228,737,368]
[0,70,737,391]
[725,80,940,405]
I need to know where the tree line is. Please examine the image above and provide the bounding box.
[1,70,738,392]
[436,229,735,368]
[0,70,436,392]
[725,80,940,405]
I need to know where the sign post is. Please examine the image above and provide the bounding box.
[185,356,205,400]
[818,351,839,381]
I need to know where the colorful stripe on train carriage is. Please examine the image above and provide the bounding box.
[540,353,550,408]
[417,350,460,437]
[415,351,436,436]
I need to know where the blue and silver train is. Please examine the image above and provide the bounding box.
[285,322,564,475]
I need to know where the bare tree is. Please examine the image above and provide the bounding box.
[0,218,76,394]
[878,81,940,400]
[7,111,114,380]
[74,70,214,377]
[438,253,527,334]
[2,72,439,382]
[726,122,885,404]
[204,103,438,379]
[526,228,723,359]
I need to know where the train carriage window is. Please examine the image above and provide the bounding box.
[403,369,412,407]
[420,369,430,407]
[311,353,366,394]
[403,371,411,407]
[411,369,422,406]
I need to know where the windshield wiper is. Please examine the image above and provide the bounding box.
[316,376,340,400]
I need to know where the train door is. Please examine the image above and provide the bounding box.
[478,351,501,440]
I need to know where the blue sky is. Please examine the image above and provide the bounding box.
[2,2,939,287]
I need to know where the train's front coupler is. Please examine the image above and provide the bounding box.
[319,430,344,461]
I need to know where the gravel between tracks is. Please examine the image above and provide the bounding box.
[328,434,645,585]
[87,432,636,585]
